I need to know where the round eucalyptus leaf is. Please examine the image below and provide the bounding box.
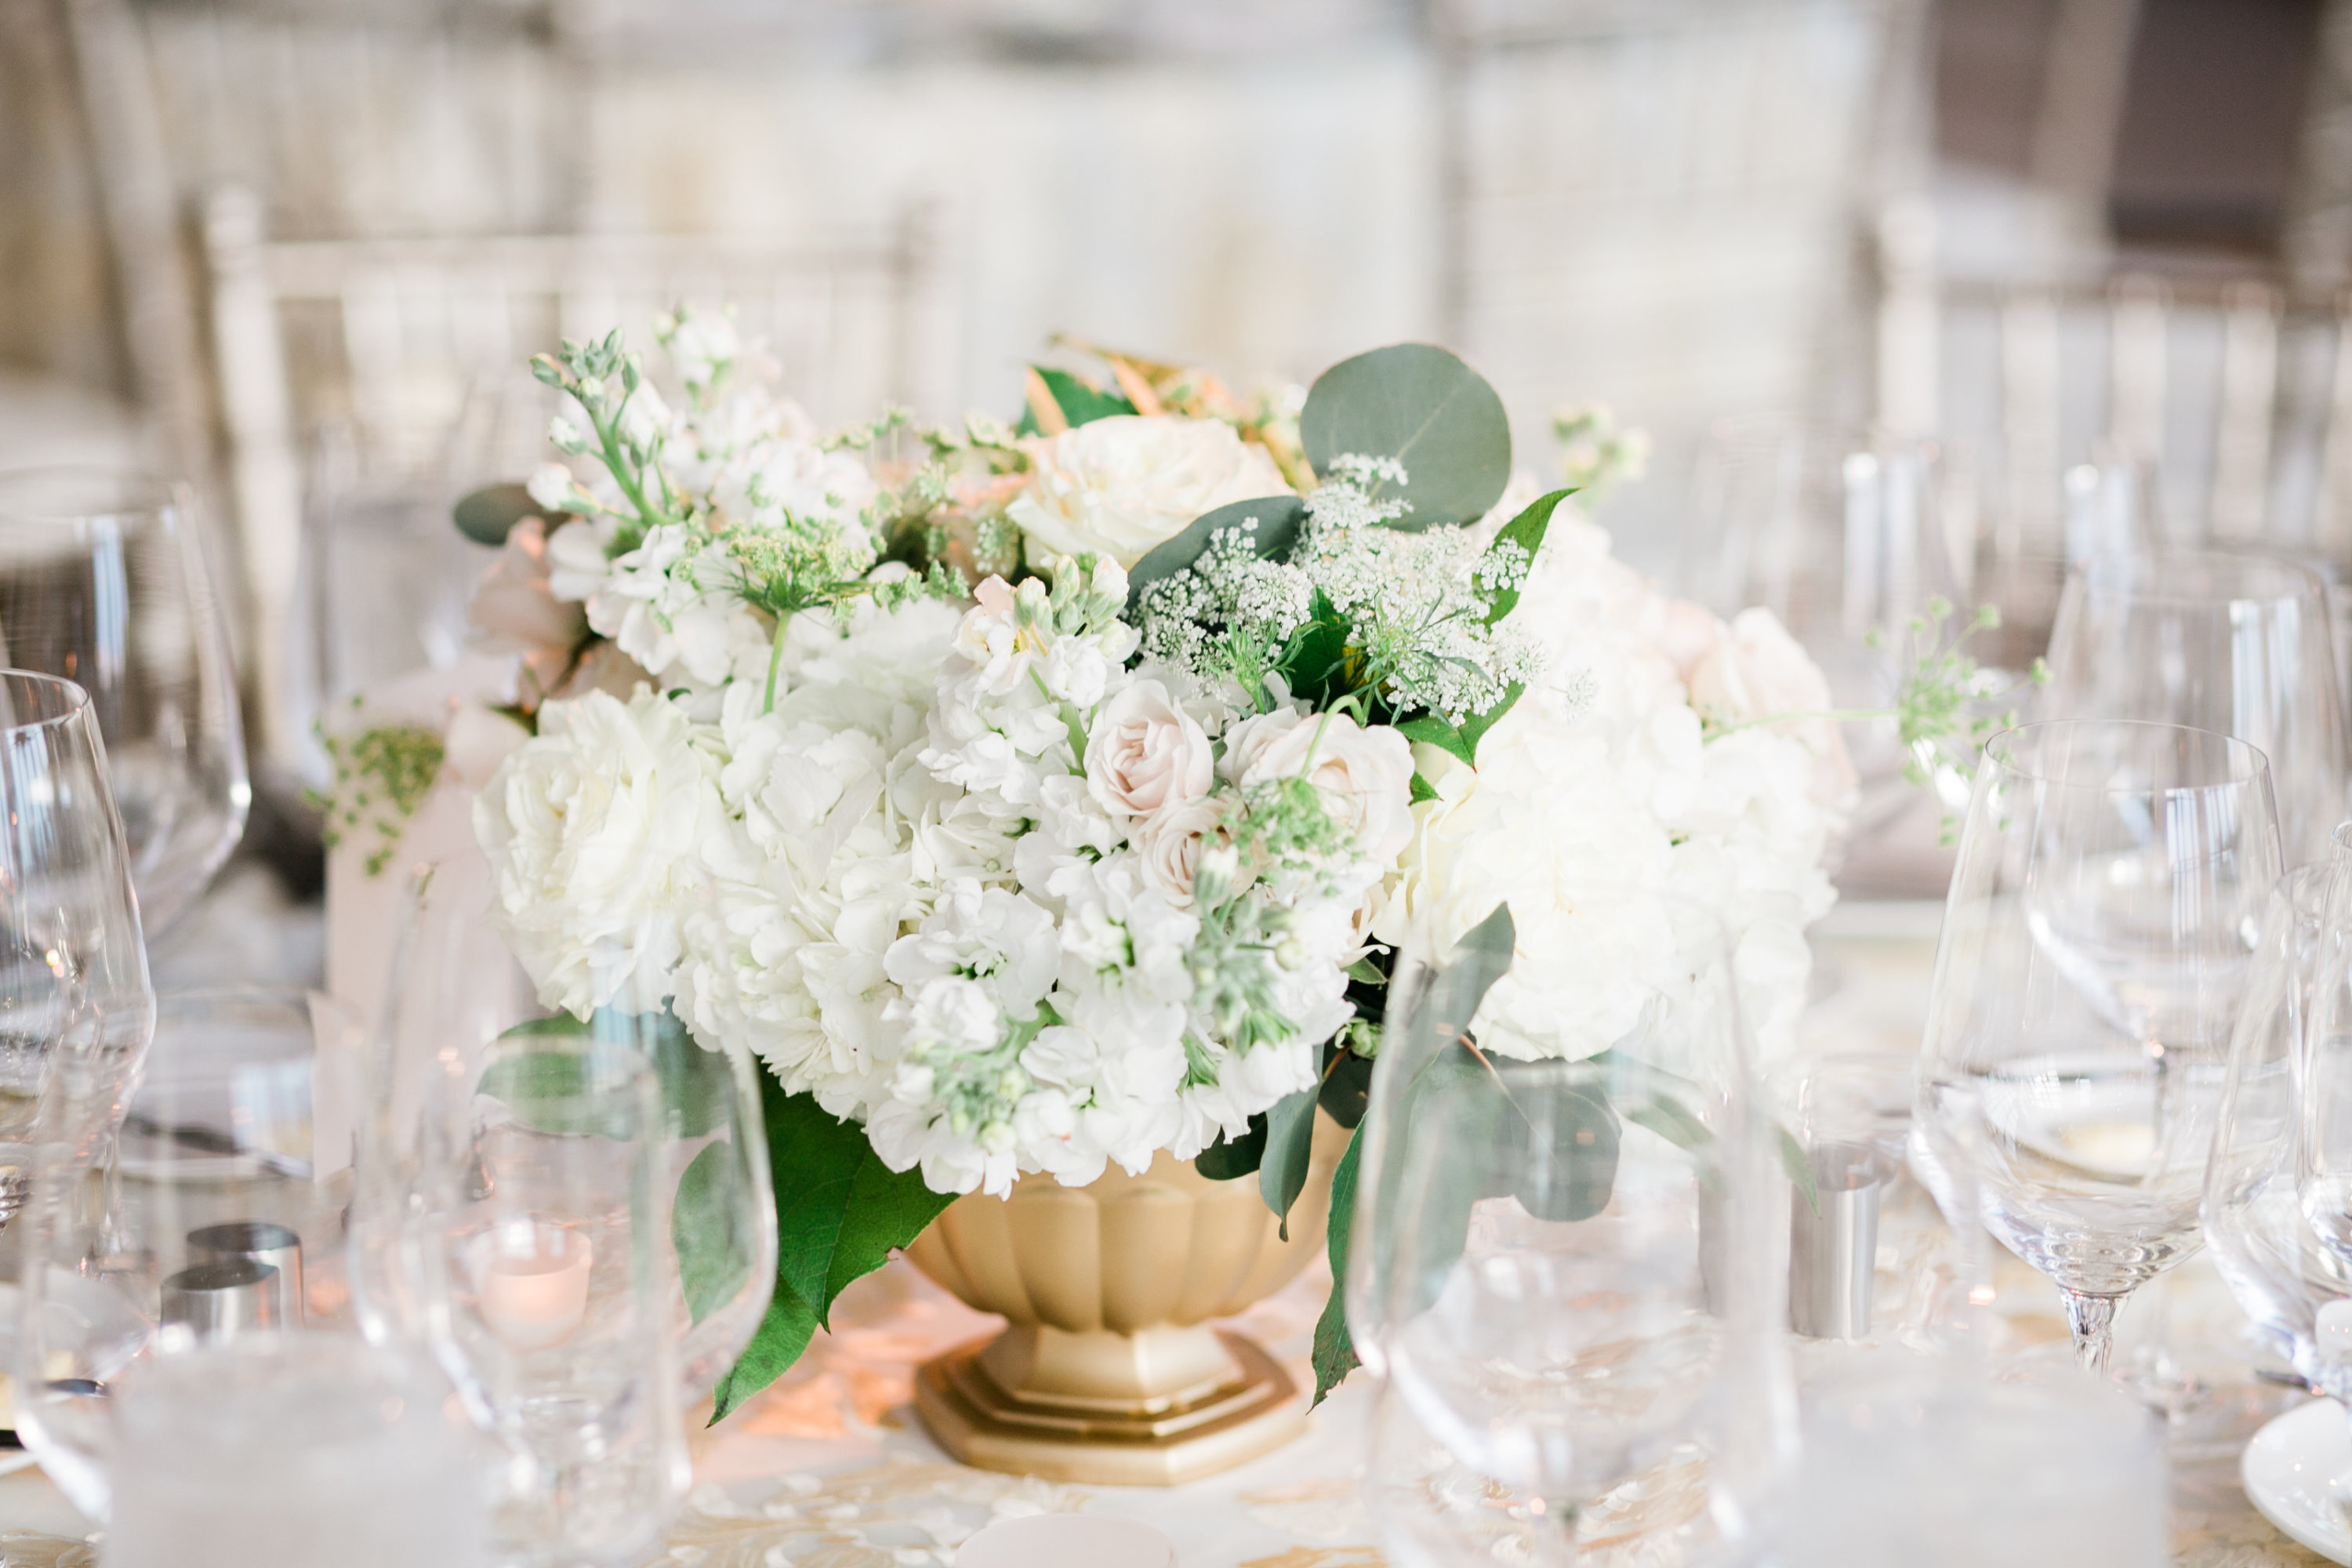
[1300,343,1511,529]
[453,482,550,546]
[1123,494,1308,616]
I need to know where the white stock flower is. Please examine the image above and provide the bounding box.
[884,881,1058,1019]
[1009,416,1290,568]
[474,687,719,1018]
[1083,679,1213,820]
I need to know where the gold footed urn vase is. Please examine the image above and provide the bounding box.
[903,1112,1347,1485]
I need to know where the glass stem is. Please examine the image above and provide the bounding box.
[2063,1288,2121,1375]
[1533,1497,1578,1566]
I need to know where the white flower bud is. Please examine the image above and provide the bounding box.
[526,463,579,512]
[547,416,587,454]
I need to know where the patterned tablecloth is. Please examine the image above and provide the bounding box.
[0,909,2337,1567]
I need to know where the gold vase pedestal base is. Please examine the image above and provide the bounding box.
[912,1323,1306,1486]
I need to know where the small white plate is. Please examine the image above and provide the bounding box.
[2244,1398,2352,1563]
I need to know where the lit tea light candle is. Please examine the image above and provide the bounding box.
[478,1223,591,1352]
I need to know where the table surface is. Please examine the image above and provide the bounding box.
[0,905,2337,1566]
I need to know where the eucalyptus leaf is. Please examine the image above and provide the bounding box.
[454,482,554,547]
[1123,495,1308,617]
[1508,1083,1621,1222]
[1259,1087,1321,1239]
[673,1140,755,1326]
[1300,343,1511,529]
[1309,1126,1363,1404]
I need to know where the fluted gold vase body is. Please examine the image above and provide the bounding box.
[904,1114,1344,1485]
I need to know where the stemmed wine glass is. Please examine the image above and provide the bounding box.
[2205,843,2352,1408]
[1917,719,2280,1374]
[405,997,689,1565]
[0,469,249,932]
[2042,548,2348,869]
[0,671,154,1215]
[1348,907,1786,1565]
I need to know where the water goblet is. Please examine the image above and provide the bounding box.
[0,470,249,931]
[1917,719,2280,1375]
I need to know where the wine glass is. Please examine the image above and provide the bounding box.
[1917,719,2281,1375]
[0,469,249,932]
[1684,416,1967,848]
[405,998,688,1566]
[2204,848,2352,1410]
[356,853,776,1415]
[13,986,394,1523]
[1348,908,1785,1565]
[2042,548,2349,869]
[0,671,154,1210]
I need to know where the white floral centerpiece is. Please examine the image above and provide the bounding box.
[416,313,1875,1413]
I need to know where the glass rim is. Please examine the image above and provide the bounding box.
[2074,545,2326,608]
[0,466,186,525]
[0,670,94,737]
[1983,717,2271,792]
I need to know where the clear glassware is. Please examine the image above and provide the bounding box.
[0,671,154,1216]
[0,470,250,932]
[2042,547,2349,869]
[1348,911,1787,1566]
[2204,852,2352,1409]
[1684,416,1969,846]
[13,986,380,1522]
[1916,718,2281,1375]
[357,855,776,1416]
[405,1003,688,1566]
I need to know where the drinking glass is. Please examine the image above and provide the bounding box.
[0,671,154,1216]
[2205,853,2352,1407]
[1917,719,2281,1374]
[358,854,775,1414]
[406,1005,688,1566]
[1685,416,1968,844]
[14,986,378,1522]
[1348,910,1785,1565]
[0,470,249,931]
[2042,548,2349,869]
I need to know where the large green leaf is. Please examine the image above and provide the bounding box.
[1194,1115,1269,1181]
[1032,365,1137,429]
[1299,344,1511,529]
[1479,488,1573,626]
[673,1140,755,1326]
[1316,1048,1374,1131]
[761,1076,956,1332]
[1456,682,1523,764]
[710,1287,818,1423]
[1309,1126,1363,1405]
[484,1006,728,1139]
[1258,1087,1321,1240]
[710,1073,960,1419]
[1396,714,1475,768]
[1123,495,1308,618]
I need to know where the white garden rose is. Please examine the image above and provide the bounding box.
[1084,679,1214,819]
[1221,707,1417,866]
[1009,415,1290,568]
[475,686,720,1019]
[1133,795,1224,906]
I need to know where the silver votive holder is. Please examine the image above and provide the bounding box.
[1789,1141,1884,1340]
[160,1258,279,1342]
[189,1221,303,1327]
